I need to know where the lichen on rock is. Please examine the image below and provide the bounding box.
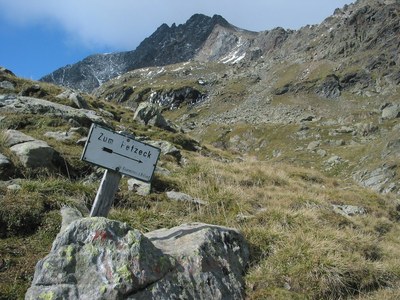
[26,211,249,300]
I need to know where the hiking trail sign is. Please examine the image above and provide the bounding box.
[81,123,161,217]
[82,123,160,182]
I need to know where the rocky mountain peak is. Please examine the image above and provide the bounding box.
[186,13,231,28]
[40,14,233,92]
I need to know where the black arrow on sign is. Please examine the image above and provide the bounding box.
[102,147,143,164]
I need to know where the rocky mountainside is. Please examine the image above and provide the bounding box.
[1,66,400,299]
[90,0,400,196]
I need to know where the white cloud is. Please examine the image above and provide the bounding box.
[0,0,354,51]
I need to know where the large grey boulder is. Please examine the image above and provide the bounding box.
[133,102,177,132]
[3,130,35,147]
[381,104,400,120]
[140,223,249,300]
[133,102,168,127]
[4,130,65,172]
[10,140,59,169]
[26,217,174,300]
[26,214,249,300]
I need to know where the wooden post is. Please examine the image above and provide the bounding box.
[90,169,122,217]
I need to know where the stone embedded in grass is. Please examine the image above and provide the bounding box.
[71,94,88,109]
[60,207,84,232]
[166,191,207,206]
[325,155,342,166]
[332,204,366,217]
[44,131,78,142]
[6,183,21,191]
[307,141,320,151]
[127,178,151,196]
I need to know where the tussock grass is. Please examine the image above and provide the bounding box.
[180,156,400,298]
[106,154,400,299]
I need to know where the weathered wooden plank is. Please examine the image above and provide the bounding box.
[90,169,122,217]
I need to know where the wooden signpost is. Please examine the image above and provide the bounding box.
[81,123,161,217]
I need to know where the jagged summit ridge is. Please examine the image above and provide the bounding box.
[40,14,234,92]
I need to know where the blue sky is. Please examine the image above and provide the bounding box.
[0,0,354,80]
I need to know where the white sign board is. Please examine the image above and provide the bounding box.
[81,123,160,182]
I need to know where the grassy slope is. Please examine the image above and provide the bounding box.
[1,73,400,299]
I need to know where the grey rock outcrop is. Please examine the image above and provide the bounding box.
[0,81,15,91]
[133,102,178,132]
[0,95,105,127]
[56,90,90,109]
[0,67,15,76]
[354,163,398,194]
[133,102,168,127]
[141,223,249,300]
[307,141,320,151]
[382,138,400,158]
[316,75,341,99]
[26,216,249,300]
[149,87,206,109]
